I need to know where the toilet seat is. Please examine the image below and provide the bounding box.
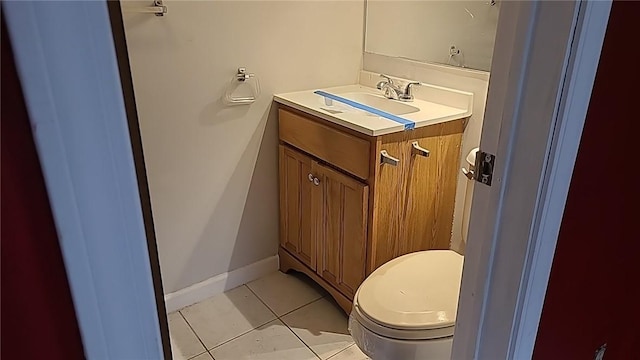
[352,298,455,340]
[354,250,464,340]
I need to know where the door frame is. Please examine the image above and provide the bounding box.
[2,0,611,358]
[2,1,167,359]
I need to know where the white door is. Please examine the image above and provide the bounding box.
[453,1,612,359]
[3,2,165,359]
[4,0,612,359]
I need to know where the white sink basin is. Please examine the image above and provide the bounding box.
[274,83,473,136]
[337,92,420,115]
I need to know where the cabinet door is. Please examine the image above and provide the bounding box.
[316,163,369,299]
[369,139,406,271]
[401,130,462,254]
[279,145,318,270]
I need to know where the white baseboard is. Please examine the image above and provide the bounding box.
[164,255,279,313]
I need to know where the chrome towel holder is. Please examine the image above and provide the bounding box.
[224,68,260,106]
[124,0,167,16]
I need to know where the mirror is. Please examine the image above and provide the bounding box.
[365,1,500,71]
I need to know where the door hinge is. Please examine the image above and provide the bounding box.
[474,150,495,186]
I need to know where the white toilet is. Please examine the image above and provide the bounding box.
[349,149,478,360]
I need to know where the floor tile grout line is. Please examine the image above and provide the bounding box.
[180,284,277,354]
[206,349,216,360]
[176,310,212,358]
[277,296,326,319]
[183,349,210,360]
[280,319,322,360]
[245,276,328,316]
[205,317,279,353]
[172,283,293,356]
[180,313,276,360]
[187,349,212,360]
[205,329,254,353]
[325,344,357,360]
[245,282,325,320]
[177,279,333,359]
[244,284,281,319]
[245,284,325,359]
[278,297,357,360]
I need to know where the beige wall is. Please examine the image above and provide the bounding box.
[363,53,489,253]
[122,1,364,293]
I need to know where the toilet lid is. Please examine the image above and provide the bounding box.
[356,250,464,331]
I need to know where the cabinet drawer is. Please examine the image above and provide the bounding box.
[279,109,370,180]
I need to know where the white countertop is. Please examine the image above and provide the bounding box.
[273,84,472,137]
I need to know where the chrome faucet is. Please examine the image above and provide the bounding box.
[376,74,420,102]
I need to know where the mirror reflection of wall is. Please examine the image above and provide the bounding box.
[365,1,500,71]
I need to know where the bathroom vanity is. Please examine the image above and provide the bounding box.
[274,77,472,313]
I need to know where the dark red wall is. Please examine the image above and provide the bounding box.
[533,2,640,359]
[1,16,85,360]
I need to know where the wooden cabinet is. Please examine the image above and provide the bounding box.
[279,145,369,301]
[316,164,368,300]
[368,121,463,271]
[400,122,462,255]
[279,146,317,270]
[369,136,405,269]
[278,106,464,313]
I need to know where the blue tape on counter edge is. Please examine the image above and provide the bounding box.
[314,90,415,130]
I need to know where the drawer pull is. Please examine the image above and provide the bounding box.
[380,150,400,166]
[308,173,315,182]
[411,141,430,158]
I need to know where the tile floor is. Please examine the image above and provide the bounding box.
[170,271,370,360]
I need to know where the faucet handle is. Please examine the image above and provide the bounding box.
[400,81,421,101]
[405,81,421,89]
[377,74,394,91]
[379,74,394,84]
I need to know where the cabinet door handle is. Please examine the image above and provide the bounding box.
[411,141,430,157]
[313,177,320,186]
[380,150,400,166]
[308,173,315,182]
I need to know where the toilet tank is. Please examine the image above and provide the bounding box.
[461,148,479,244]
